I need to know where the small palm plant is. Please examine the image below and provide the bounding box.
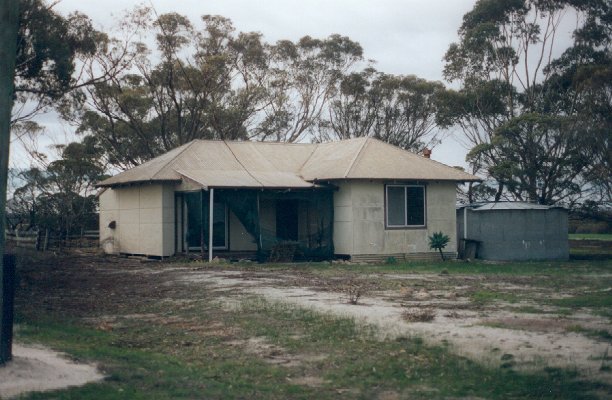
[428,231,450,261]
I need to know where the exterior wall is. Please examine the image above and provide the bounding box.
[99,184,175,257]
[458,208,569,261]
[333,181,458,259]
[333,183,353,255]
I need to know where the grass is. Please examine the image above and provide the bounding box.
[470,290,519,305]
[565,325,612,342]
[301,259,612,277]
[10,252,612,399]
[551,290,612,309]
[15,298,609,400]
[569,233,612,241]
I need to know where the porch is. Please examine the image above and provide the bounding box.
[174,188,334,262]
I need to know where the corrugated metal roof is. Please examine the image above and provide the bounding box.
[458,202,566,211]
[302,138,479,182]
[97,137,481,188]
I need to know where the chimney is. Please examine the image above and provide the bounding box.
[423,148,432,158]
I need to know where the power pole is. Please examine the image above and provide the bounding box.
[0,0,20,365]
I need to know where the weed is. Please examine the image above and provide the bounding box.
[385,256,397,265]
[345,283,365,305]
[403,308,435,322]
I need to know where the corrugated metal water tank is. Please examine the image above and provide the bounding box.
[456,202,569,261]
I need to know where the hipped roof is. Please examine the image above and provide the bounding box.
[97,137,480,188]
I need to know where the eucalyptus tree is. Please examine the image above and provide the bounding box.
[258,34,363,143]
[12,0,130,146]
[75,9,364,168]
[75,11,270,168]
[441,0,611,205]
[9,136,106,236]
[323,68,446,152]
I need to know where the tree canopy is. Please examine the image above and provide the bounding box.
[442,0,611,206]
[9,0,612,214]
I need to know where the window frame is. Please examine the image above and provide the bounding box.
[384,183,427,229]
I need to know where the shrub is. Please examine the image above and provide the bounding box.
[428,231,450,261]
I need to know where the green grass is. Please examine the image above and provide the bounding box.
[565,325,612,342]
[16,298,609,400]
[470,290,519,305]
[307,259,612,277]
[569,233,612,241]
[551,290,612,309]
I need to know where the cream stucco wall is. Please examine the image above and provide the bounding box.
[333,181,458,257]
[101,181,457,258]
[99,184,175,257]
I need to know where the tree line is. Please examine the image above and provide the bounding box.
[7,0,611,237]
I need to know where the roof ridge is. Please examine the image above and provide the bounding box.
[151,140,198,180]
[367,137,477,179]
[343,137,369,178]
[224,140,264,187]
[296,142,321,178]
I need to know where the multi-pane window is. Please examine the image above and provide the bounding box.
[385,184,426,228]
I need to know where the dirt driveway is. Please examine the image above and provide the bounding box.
[170,266,611,382]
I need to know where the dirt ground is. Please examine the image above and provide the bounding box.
[0,344,103,398]
[12,250,612,389]
[175,268,611,382]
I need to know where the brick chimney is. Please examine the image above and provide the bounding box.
[423,148,432,158]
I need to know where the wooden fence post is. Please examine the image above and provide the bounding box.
[0,254,15,364]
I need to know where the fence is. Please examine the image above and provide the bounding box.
[5,229,99,251]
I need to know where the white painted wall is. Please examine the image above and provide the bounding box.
[99,184,175,257]
[333,181,458,257]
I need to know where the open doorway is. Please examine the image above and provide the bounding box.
[275,199,298,241]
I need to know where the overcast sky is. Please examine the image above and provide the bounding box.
[12,0,481,169]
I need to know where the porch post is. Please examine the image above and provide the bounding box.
[208,188,214,262]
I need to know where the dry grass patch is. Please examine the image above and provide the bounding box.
[403,308,436,322]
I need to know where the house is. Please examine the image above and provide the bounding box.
[456,202,569,261]
[97,137,479,261]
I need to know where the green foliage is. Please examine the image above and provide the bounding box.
[442,0,612,206]
[323,69,447,152]
[385,256,397,265]
[469,113,590,204]
[14,0,106,124]
[428,231,450,261]
[8,136,106,235]
[74,10,364,168]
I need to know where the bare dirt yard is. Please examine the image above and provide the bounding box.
[8,249,612,399]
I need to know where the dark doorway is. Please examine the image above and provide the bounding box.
[276,200,299,241]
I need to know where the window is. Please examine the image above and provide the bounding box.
[183,192,228,250]
[385,184,426,228]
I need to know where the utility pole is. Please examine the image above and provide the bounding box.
[0,0,20,365]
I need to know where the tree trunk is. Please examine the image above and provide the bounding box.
[0,0,20,365]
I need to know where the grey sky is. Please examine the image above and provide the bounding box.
[12,0,480,169]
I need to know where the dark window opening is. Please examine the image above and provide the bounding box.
[276,199,299,241]
[183,192,227,250]
[386,184,426,228]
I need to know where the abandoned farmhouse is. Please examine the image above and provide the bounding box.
[97,137,481,261]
